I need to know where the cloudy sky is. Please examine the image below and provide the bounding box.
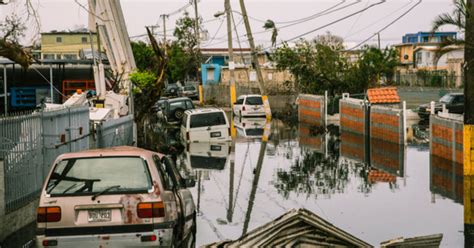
[1,0,459,49]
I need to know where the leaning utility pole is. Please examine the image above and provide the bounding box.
[239,0,265,95]
[465,0,474,245]
[239,0,271,119]
[193,0,203,103]
[225,0,236,106]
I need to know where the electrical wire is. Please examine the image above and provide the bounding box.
[265,0,387,50]
[31,67,66,97]
[349,0,422,50]
[202,18,226,47]
[344,0,414,39]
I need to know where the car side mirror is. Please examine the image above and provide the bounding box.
[184,178,196,188]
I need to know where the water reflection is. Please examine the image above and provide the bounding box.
[144,110,463,246]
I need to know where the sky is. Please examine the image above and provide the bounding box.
[0,0,460,50]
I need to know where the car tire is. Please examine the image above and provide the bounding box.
[174,108,185,120]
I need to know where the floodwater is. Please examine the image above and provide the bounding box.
[150,116,464,247]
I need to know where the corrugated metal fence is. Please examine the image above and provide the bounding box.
[0,107,134,213]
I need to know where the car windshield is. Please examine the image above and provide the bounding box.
[190,112,227,128]
[245,96,263,105]
[439,94,454,104]
[46,157,152,196]
[169,101,186,111]
[184,86,195,91]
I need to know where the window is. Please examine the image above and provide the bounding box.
[153,155,174,190]
[245,96,263,105]
[426,52,431,58]
[82,37,88,43]
[190,112,227,128]
[56,37,62,43]
[184,86,195,91]
[235,98,244,105]
[440,94,454,104]
[43,54,55,60]
[46,157,152,196]
[416,52,423,64]
[169,101,186,112]
[56,54,62,60]
[63,54,77,60]
[182,113,189,127]
[186,100,194,109]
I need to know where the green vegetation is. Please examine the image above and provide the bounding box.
[272,32,399,95]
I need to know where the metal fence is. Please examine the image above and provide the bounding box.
[0,107,134,213]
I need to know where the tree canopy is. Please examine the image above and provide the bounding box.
[272,33,398,95]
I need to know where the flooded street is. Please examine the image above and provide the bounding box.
[151,117,463,247]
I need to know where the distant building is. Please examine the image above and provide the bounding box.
[393,31,464,87]
[394,31,458,68]
[40,30,102,60]
[402,31,456,44]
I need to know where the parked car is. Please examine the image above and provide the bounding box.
[152,97,169,112]
[233,95,266,117]
[417,93,464,120]
[36,146,196,247]
[158,97,195,124]
[234,117,267,138]
[181,108,231,143]
[164,84,180,97]
[178,85,199,100]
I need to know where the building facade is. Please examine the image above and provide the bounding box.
[41,30,101,60]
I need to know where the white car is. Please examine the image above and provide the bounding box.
[233,95,266,117]
[234,117,267,138]
[181,108,231,143]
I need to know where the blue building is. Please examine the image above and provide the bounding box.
[402,31,457,44]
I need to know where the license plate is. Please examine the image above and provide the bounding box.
[253,107,260,110]
[210,132,221,137]
[88,209,111,222]
[210,145,222,151]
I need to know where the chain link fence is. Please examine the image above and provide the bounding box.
[0,107,134,213]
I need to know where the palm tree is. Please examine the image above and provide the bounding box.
[431,0,472,67]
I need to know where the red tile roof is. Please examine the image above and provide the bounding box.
[367,87,400,104]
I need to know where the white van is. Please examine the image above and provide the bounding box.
[233,94,266,117]
[181,108,231,143]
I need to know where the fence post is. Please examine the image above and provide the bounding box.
[324,90,328,128]
[403,101,407,144]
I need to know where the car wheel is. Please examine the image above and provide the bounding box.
[174,108,185,119]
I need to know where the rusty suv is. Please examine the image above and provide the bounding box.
[36,146,196,247]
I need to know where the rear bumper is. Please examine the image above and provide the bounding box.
[36,224,173,247]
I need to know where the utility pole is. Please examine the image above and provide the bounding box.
[193,0,203,103]
[465,0,474,245]
[225,0,236,107]
[239,0,271,119]
[160,14,168,55]
[377,32,381,49]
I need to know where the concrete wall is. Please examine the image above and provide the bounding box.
[298,94,325,126]
[370,105,405,144]
[220,67,294,94]
[202,84,296,112]
[429,114,463,203]
[339,97,367,135]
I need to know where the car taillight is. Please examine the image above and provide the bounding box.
[37,207,61,223]
[242,106,246,111]
[137,202,165,218]
[243,122,246,127]
[228,128,231,136]
[141,235,157,242]
[186,132,190,141]
[42,240,58,247]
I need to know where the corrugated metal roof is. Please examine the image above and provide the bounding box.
[204,208,372,247]
[367,87,400,104]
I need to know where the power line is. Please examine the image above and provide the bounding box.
[202,18,226,47]
[349,0,422,50]
[266,0,387,50]
[344,0,414,39]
